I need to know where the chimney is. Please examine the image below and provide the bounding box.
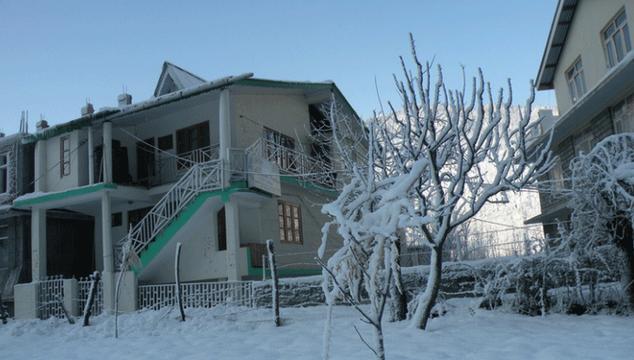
[81,102,95,116]
[36,119,49,132]
[117,93,132,107]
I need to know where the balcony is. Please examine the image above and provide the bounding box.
[249,138,336,188]
[144,144,220,187]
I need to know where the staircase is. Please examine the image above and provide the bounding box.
[116,159,224,268]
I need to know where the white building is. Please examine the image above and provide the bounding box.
[13,62,362,318]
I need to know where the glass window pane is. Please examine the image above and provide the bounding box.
[287,229,293,242]
[607,41,616,66]
[294,230,300,242]
[616,11,626,26]
[606,23,616,38]
[623,24,632,51]
[280,228,285,241]
[615,31,625,60]
[293,206,298,218]
[278,203,283,215]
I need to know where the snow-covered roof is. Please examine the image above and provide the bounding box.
[535,0,579,90]
[153,62,207,97]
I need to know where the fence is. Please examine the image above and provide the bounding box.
[78,276,103,316]
[38,275,65,320]
[138,280,254,310]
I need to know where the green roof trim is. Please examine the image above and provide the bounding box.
[13,182,117,208]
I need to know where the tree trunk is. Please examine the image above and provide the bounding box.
[411,246,442,330]
[388,234,407,321]
[267,240,281,327]
[82,271,101,326]
[373,324,386,360]
[175,242,185,322]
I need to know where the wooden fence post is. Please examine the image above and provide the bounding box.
[83,271,101,326]
[266,239,280,327]
[175,242,185,322]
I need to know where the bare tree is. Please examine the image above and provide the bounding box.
[322,33,553,334]
[565,133,634,309]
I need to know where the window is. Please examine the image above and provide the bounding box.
[128,207,152,229]
[158,135,174,151]
[603,9,632,67]
[0,154,8,194]
[264,127,296,170]
[112,212,122,227]
[0,223,7,268]
[550,160,564,191]
[60,136,71,177]
[217,207,226,251]
[566,58,586,103]
[176,122,210,155]
[613,95,634,133]
[574,131,593,155]
[278,201,302,244]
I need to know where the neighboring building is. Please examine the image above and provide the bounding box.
[0,131,34,310]
[13,62,362,318]
[526,0,634,239]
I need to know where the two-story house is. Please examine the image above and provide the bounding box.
[526,0,634,239]
[13,62,362,318]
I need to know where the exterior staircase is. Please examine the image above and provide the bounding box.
[116,159,224,270]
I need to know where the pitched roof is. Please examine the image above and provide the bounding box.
[153,62,207,97]
[535,0,579,90]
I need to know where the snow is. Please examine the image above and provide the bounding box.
[1,301,632,359]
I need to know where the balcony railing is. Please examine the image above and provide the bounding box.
[149,144,220,186]
[248,138,336,188]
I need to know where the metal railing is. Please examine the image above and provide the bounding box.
[150,144,220,186]
[138,280,254,310]
[78,275,103,316]
[249,138,336,188]
[117,158,224,264]
[38,275,65,319]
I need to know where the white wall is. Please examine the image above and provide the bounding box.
[553,0,634,114]
[231,92,311,149]
[44,129,89,192]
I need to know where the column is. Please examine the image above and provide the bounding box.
[31,207,46,281]
[88,126,94,184]
[101,191,114,312]
[103,121,113,183]
[34,139,47,192]
[225,197,240,281]
[218,89,231,186]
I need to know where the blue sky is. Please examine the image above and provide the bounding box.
[0,0,557,133]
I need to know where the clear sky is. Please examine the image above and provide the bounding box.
[0,0,557,133]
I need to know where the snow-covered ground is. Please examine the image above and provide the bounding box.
[1,300,632,359]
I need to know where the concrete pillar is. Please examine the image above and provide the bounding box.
[63,278,79,317]
[219,89,231,186]
[31,208,46,281]
[34,140,47,192]
[103,121,113,183]
[114,271,138,313]
[101,191,114,312]
[225,197,240,281]
[14,282,39,319]
[88,126,94,184]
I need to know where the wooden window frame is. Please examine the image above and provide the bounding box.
[278,201,303,244]
[60,135,71,177]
